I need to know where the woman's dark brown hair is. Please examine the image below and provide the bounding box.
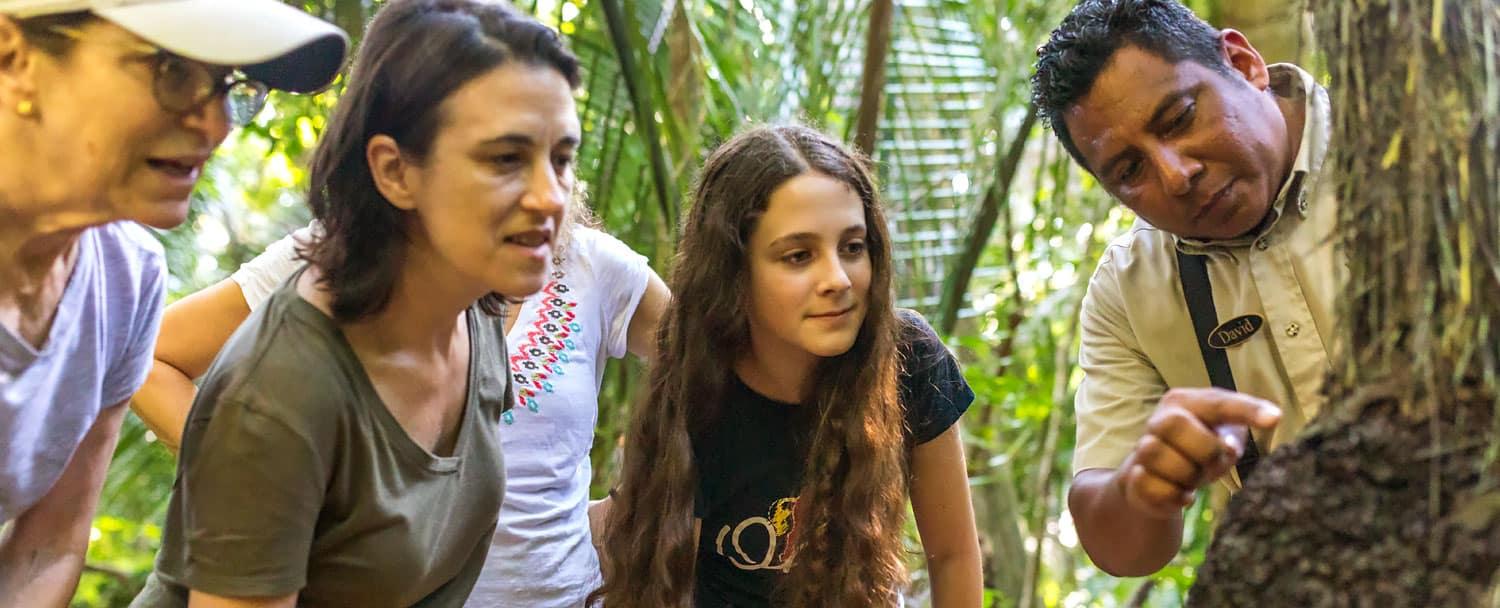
[300,0,580,321]
[595,124,908,607]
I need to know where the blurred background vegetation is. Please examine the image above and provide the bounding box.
[76,1,1314,606]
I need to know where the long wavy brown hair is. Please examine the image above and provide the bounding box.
[594,124,908,607]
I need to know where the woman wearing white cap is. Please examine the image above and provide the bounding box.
[0,1,344,605]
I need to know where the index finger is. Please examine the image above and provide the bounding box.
[1162,387,1281,430]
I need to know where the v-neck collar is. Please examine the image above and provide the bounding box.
[0,229,93,374]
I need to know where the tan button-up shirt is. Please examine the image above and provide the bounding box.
[1071,64,1342,489]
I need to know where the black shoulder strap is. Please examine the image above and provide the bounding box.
[1175,250,1261,483]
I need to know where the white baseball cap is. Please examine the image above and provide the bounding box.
[1,0,349,92]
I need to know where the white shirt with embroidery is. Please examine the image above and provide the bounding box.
[232,223,651,606]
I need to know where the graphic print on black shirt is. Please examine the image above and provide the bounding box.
[692,310,974,608]
[712,494,803,573]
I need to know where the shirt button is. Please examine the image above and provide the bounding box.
[1255,239,1270,251]
[1286,322,1301,337]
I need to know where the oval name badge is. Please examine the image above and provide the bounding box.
[1208,314,1264,349]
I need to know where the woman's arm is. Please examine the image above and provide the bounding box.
[588,496,612,556]
[132,225,311,452]
[909,422,983,608]
[0,404,126,608]
[129,279,252,452]
[624,271,669,359]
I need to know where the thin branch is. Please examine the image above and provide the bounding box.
[937,104,1040,334]
[83,562,133,588]
[1017,320,1071,608]
[1127,579,1158,608]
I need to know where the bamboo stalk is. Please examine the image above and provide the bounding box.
[1017,305,1077,608]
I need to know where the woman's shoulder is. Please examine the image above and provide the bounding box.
[85,221,166,291]
[562,226,647,273]
[894,309,950,394]
[92,220,165,261]
[194,288,360,427]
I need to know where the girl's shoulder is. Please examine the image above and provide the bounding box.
[893,309,973,444]
[895,309,945,365]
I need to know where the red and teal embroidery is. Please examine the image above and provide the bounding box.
[505,267,581,425]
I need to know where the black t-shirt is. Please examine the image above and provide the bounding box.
[691,310,974,607]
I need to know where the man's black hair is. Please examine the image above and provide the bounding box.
[1031,0,1230,170]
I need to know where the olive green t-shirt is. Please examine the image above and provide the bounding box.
[132,280,511,608]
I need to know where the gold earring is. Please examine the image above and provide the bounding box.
[16,99,33,116]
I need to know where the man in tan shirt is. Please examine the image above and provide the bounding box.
[1031,0,1340,576]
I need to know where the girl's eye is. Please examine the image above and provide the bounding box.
[841,240,867,256]
[782,250,812,265]
[553,154,575,171]
[493,153,524,167]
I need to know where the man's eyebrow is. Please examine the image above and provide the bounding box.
[1144,84,1197,130]
[1098,84,1198,178]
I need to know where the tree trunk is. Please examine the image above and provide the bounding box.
[852,0,894,156]
[970,464,1025,605]
[1189,1,1500,604]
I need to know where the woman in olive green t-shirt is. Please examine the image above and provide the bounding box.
[132,1,586,606]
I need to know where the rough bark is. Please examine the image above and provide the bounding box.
[1189,390,1500,606]
[1190,0,1500,603]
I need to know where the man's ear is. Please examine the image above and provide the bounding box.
[1220,29,1271,90]
[367,134,420,210]
[0,17,42,116]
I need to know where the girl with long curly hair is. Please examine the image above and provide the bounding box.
[595,124,983,607]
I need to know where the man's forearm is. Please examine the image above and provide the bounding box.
[1068,468,1184,576]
